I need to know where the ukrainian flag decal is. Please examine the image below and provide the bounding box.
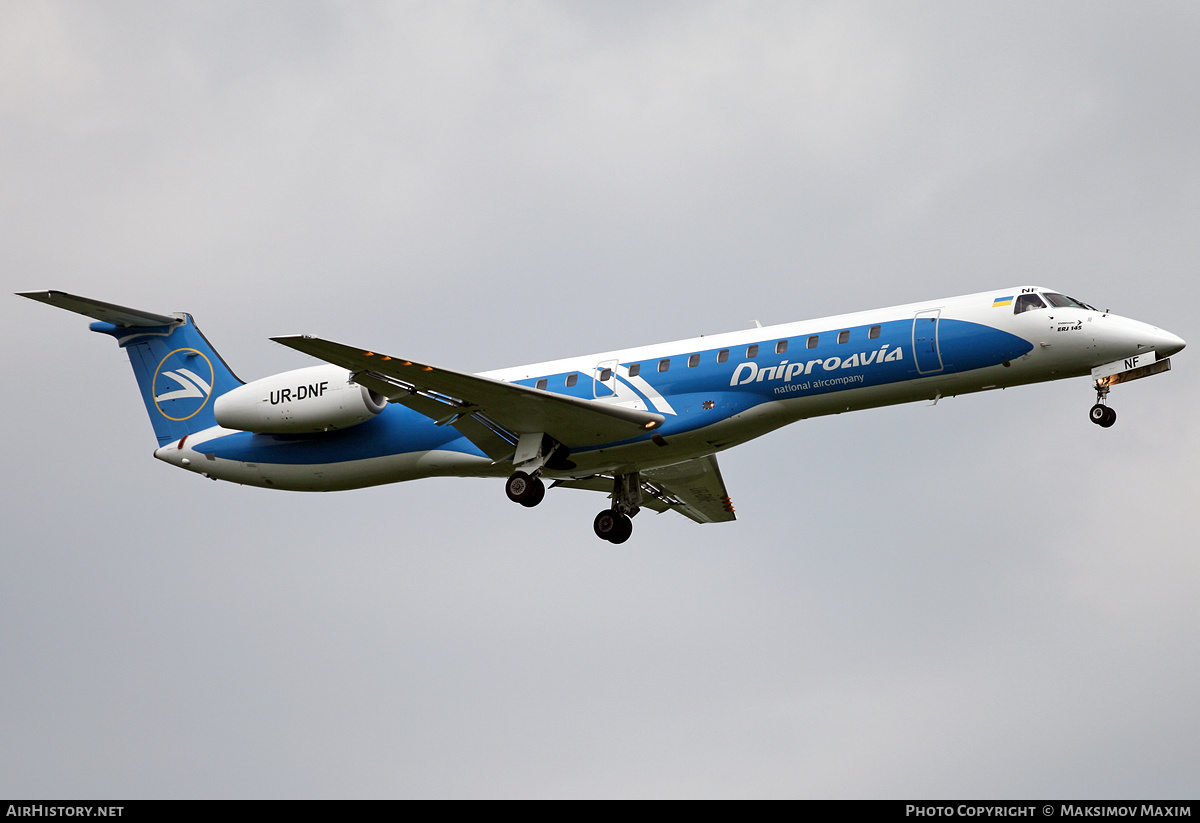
[992,296,1014,308]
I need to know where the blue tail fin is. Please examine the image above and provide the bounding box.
[18,291,243,446]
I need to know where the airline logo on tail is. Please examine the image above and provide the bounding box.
[153,348,215,420]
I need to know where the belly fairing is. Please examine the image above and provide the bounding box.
[199,403,487,466]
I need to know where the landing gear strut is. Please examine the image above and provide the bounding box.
[505,471,545,507]
[1089,382,1117,428]
[505,432,564,508]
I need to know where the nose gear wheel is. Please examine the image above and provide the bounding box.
[1089,403,1116,427]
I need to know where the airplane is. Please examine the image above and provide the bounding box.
[19,286,1185,543]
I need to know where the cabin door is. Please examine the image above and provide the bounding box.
[912,310,944,374]
[593,359,619,399]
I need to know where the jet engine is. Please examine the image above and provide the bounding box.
[214,365,388,433]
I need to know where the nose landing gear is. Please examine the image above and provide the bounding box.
[1089,403,1117,427]
[1089,383,1117,428]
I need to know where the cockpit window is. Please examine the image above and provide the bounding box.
[1014,294,1047,314]
[1042,292,1096,311]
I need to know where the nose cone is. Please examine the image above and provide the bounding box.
[1094,314,1186,364]
[1154,328,1186,359]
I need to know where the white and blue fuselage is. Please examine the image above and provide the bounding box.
[20,285,1184,540]
[145,286,1181,490]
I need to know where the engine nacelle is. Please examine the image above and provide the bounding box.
[214,365,387,434]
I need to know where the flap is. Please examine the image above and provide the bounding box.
[553,455,737,524]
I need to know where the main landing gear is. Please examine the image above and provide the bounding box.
[503,432,563,508]
[593,509,633,544]
[592,472,641,545]
[505,469,642,543]
[1089,381,1117,428]
[505,470,545,507]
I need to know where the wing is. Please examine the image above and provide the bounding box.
[553,454,737,524]
[271,335,664,461]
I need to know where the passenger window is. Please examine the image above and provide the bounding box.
[599,368,612,382]
[746,345,758,358]
[807,335,819,349]
[775,340,788,354]
[869,326,880,340]
[837,330,850,344]
[1014,294,1047,314]
[565,373,578,387]
[717,349,729,363]
[628,363,640,377]
[535,378,547,390]
[658,359,670,373]
[688,354,700,368]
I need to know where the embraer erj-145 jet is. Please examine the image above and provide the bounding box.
[21,287,1184,543]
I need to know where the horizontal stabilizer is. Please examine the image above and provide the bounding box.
[17,290,178,327]
[20,290,241,446]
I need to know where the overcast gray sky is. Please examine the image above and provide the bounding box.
[2,1,1198,798]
